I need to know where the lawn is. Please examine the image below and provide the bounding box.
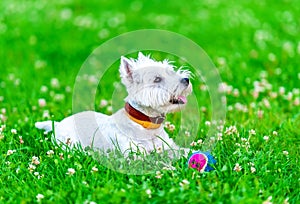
[1,0,299,203]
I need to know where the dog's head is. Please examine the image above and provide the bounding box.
[120,52,192,115]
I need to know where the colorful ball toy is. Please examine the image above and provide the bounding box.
[188,151,216,172]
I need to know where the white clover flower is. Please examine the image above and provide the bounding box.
[11,129,17,134]
[145,189,152,198]
[60,8,73,20]
[283,151,289,156]
[28,164,36,172]
[263,136,269,141]
[42,110,50,118]
[248,162,255,166]
[54,94,65,102]
[257,110,264,119]
[263,98,271,108]
[98,29,110,39]
[190,141,197,147]
[284,198,289,204]
[40,85,48,93]
[218,82,232,93]
[294,97,300,106]
[184,131,190,137]
[155,171,163,179]
[233,163,242,172]
[241,137,248,142]
[47,150,54,156]
[268,53,276,62]
[36,194,45,202]
[99,99,108,108]
[38,98,47,107]
[50,78,60,88]
[197,139,203,144]
[217,124,224,131]
[0,124,6,132]
[179,179,190,189]
[293,88,300,95]
[233,88,240,97]
[32,156,40,165]
[252,91,259,99]
[14,78,21,86]
[19,136,24,144]
[164,121,171,127]
[1,108,6,114]
[16,167,20,174]
[272,131,278,136]
[168,124,175,132]
[34,60,47,69]
[269,92,278,99]
[7,149,16,156]
[217,132,223,140]
[262,196,272,204]
[66,168,76,175]
[65,86,72,93]
[199,84,207,91]
[205,121,211,126]
[216,57,227,66]
[91,166,98,173]
[286,92,293,101]
[224,125,238,135]
[250,167,256,173]
[106,106,113,112]
[279,86,285,95]
[208,136,214,142]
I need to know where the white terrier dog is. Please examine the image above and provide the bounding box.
[35,52,192,157]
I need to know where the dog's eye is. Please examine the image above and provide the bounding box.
[154,76,162,83]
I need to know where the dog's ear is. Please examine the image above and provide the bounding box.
[120,56,134,84]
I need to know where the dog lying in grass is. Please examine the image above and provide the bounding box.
[36,53,192,157]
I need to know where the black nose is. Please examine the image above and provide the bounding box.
[181,78,189,86]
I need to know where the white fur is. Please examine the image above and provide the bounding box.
[35,52,192,156]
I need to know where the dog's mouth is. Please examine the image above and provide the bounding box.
[169,95,187,105]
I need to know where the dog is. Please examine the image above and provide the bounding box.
[35,52,192,157]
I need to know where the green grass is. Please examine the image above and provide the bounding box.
[1,0,300,203]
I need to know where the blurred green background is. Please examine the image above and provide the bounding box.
[1,0,299,80]
[1,0,299,114]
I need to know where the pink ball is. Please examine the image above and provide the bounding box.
[188,152,208,172]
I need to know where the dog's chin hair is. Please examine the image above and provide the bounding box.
[147,104,186,115]
[161,104,186,113]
